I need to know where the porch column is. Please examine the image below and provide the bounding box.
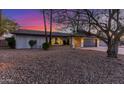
[81,38,84,47]
[96,38,100,47]
[70,37,75,48]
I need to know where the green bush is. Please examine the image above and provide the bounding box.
[6,37,16,49]
[42,42,50,50]
[29,40,37,48]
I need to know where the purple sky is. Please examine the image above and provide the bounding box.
[3,9,56,31]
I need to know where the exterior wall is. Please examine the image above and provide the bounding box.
[15,35,45,49]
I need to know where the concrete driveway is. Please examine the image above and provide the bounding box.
[80,46,124,55]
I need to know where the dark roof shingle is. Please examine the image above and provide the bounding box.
[12,29,95,37]
[12,29,71,37]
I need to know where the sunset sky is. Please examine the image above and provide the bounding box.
[3,9,57,31]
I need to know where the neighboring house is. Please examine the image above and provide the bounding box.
[12,29,102,49]
[0,37,8,48]
[0,32,12,48]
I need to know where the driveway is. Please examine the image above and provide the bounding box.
[80,46,124,55]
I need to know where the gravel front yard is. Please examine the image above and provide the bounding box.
[0,46,124,84]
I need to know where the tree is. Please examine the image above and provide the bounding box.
[1,17,19,35]
[45,9,59,45]
[42,9,48,43]
[54,9,85,33]
[42,9,58,45]
[49,9,53,45]
[0,10,19,36]
[82,9,124,58]
[55,9,124,58]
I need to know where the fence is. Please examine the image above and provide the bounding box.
[0,40,8,48]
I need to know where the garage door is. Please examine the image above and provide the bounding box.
[84,38,97,47]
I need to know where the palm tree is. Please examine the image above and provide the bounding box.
[43,9,48,43]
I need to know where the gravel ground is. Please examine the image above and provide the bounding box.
[0,46,124,84]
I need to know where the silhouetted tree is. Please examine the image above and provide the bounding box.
[46,9,59,45]
[43,9,59,45]
[54,9,84,33]
[55,9,124,58]
[43,9,48,43]
[49,9,53,45]
[82,9,124,58]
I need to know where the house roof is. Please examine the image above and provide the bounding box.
[12,29,95,37]
[12,29,72,37]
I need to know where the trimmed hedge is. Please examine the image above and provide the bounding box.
[29,40,37,48]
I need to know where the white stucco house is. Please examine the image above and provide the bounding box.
[12,29,105,49]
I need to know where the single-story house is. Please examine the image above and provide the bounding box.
[12,29,104,49]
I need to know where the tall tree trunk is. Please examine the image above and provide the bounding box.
[49,9,52,45]
[107,40,119,58]
[76,11,80,33]
[43,10,48,43]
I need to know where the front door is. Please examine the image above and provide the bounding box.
[74,37,81,47]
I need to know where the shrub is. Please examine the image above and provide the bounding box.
[42,42,50,50]
[29,40,37,48]
[6,37,16,49]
